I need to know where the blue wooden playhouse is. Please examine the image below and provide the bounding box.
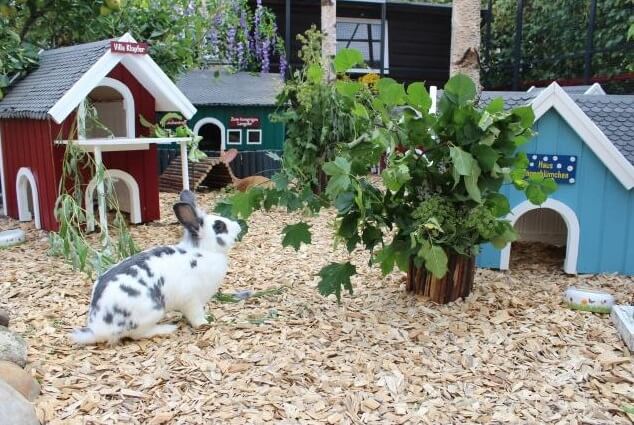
[476,82,634,275]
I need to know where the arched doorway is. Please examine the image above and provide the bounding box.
[500,199,579,274]
[85,77,135,138]
[85,169,141,232]
[193,118,225,152]
[15,167,41,229]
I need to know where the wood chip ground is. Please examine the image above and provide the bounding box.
[1,192,633,424]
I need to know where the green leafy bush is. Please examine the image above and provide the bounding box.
[217,39,556,302]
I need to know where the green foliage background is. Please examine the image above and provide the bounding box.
[484,0,633,91]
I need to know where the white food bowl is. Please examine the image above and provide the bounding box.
[0,229,26,248]
[564,286,614,313]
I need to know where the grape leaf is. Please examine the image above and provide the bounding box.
[465,163,482,203]
[450,146,475,176]
[333,48,364,73]
[420,244,448,278]
[526,183,547,205]
[336,81,362,97]
[230,191,257,219]
[406,82,432,111]
[472,144,499,172]
[443,74,476,106]
[317,262,357,302]
[281,222,312,251]
[323,157,351,176]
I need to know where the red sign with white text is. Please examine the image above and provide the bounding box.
[110,41,148,55]
[229,117,260,128]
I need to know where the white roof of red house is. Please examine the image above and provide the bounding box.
[0,33,196,122]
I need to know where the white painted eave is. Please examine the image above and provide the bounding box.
[529,82,634,190]
[47,33,197,124]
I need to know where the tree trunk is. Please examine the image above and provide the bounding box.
[321,0,337,81]
[449,0,481,92]
[406,254,475,304]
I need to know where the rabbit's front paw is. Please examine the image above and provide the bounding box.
[182,304,208,328]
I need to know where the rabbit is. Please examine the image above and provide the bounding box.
[71,190,241,345]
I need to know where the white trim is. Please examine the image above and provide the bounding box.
[48,33,196,124]
[584,82,606,95]
[429,85,438,114]
[246,129,263,145]
[56,136,190,147]
[0,127,7,216]
[526,85,537,93]
[336,17,389,74]
[530,82,634,190]
[193,117,226,151]
[500,198,579,274]
[227,129,242,145]
[15,167,41,229]
[85,168,142,233]
[92,77,136,138]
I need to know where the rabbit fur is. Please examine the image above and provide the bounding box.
[71,190,241,345]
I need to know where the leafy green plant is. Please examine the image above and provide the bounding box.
[217,42,556,303]
[270,27,369,191]
[48,139,138,278]
[140,112,206,161]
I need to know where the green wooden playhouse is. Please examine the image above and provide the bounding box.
[162,69,284,178]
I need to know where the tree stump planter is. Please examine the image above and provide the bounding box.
[406,254,476,304]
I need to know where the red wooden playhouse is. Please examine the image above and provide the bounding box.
[0,34,197,231]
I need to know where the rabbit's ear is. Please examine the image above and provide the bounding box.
[173,202,201,237]
[179,190,197,207]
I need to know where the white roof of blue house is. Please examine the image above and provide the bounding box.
[479,87,634,168]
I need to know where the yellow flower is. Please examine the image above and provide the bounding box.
[359,73,380,87]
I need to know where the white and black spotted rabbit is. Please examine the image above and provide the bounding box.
[71,190,241,345]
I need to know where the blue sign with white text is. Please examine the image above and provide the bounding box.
[526,154,577,184]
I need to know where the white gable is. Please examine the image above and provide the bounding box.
[48,33,196,124]
[530,82,634,190]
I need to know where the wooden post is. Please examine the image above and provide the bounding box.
[321,0,337,81]
[180,141,190,191]
[93,146,108,239]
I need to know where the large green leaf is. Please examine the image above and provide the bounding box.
[486,193,511,217]
[281,222,312,251]
[443,74,476,106]
[317,262,357,302]
[464,163,482,203]
[230,191,257,219]
[526,183,547,205]
[485,97,505,113]
[325,174,352,198]
[449,146,475,176]
[333,48,365,73]
[472,145,499,172]
[336,81,362,97]
[381,163,411,192]
[323,157,351,176]
[406,82,432,111]
[377,78,406,106]
[419,244,448,278]
[513,106,535,128]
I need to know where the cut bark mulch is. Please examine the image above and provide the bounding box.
[0,192,633,424]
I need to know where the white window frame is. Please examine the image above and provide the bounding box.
[246,129,263,145]
[227,129,242,145]
[336,17,389,74]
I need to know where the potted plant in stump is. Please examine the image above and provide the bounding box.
[316,69,557,304]
[216,45,556,305]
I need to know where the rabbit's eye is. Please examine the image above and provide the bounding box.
[213,220,228,234]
